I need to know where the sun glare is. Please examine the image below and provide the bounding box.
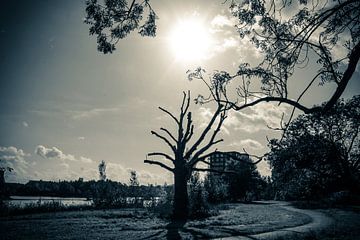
[169,18,213,62]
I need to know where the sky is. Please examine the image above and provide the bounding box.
[0,0,359,184]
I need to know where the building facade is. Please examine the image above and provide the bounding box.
[209,151,250,175]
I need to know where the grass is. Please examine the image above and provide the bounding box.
[0,200,94,217]
[0,202,313,240]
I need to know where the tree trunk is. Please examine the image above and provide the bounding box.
[0,170,5,197]
[173,166,189,219]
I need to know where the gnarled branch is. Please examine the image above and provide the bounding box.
[144,160,174,172]
[147,152,174,162]
[151,130,176,153]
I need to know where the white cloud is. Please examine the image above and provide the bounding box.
[0,146,28,161]
[224,101,290,133]
[208,14,262,62]
[0,146,30,182]
[211,14,236,28]
[106,162,171,185]
[79,156,93,163]
[35,145,92,163]
[229,139,264,150]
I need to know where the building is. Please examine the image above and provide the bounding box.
[209,151,250,175]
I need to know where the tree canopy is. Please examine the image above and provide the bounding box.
[84,0,157,54]
[267,95,360,200]
[85,0,359,115]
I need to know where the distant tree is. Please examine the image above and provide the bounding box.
[204,159,263,203]
[204,174,229,203]
[268,96,360,200]
[129,170,139,187]
[128,170,139,205]
[98,160,107,181]
[224,160,262,202]
[0,160,13,198]
[188,172,210,218]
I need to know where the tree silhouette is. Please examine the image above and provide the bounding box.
[268,96,360,199]
[211,0,360,116]
[0,162,13,198]
[98,160,107,181]
[144,84,232,219]
[129,170,139,187]
[84,0,157,54]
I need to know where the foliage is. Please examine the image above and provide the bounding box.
[204,174,229,203]
[220,0,360,114]
[268,96,360,200]
[84,0,157,54]
[147,184,173,218]
[129,170,139,187]
[4,179,166,209]
[85,0,360,114]
[188,172,211,219]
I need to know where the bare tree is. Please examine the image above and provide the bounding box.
[144,86,232,219]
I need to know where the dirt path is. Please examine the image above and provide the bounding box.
[216,201,333,240]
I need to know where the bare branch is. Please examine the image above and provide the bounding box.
[160,127,177,143]
[147,152,174,162]
[189,111,227,166]
[159,107,180,125]
[185,106,223,160]
[183,112,194,142]
[323,41,360,112]
[144,160,174,172]
[151,130,176,153]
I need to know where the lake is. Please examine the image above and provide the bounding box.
[5,196,93,208]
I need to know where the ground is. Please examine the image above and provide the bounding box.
[0,201,359,240]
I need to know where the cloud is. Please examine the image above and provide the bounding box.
[211,14,236,28]
[208,14,262,62]
[0,146,30,181]
[78,136,85,141]
[22,121,29,127]
[35,145,92,163]
[224,101,290,133]
[0,146,28,161]
[70,107,120,120]
[229,139,264,150]
[105,162,171,185]
[79,156,93,163]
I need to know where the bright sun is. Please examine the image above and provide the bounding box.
[169,18,213,61]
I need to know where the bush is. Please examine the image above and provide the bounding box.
[148,186,173,218]
[188,172,212,219]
